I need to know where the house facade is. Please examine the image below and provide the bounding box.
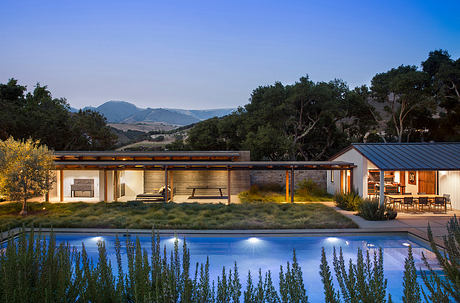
[45,150,354,203]
[327,143,460,210]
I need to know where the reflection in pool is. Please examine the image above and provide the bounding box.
[54,233,437,302]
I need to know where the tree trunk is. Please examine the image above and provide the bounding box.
[19,197,27,216]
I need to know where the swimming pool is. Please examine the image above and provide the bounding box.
[50,232,437,302]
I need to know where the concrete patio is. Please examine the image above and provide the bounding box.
[322,201,460,247]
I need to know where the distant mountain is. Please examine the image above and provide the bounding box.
[122,108,200,125]
[166,108,236,121]
[72,100,235,125]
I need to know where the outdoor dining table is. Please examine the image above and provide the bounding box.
[386,194,446,212]
[386,194,443,200]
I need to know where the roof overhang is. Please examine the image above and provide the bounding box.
[54,161,356,171]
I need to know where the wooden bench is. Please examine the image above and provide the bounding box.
[186,186,227,198]
[71,179,94,197]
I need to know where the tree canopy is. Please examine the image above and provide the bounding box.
[0,80,117,150]
[169,49,460,160]
[0,137,55,215]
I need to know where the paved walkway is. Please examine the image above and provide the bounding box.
[321,202,459,247]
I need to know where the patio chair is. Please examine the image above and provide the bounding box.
[402,197,415,212]
[385,196,397,209]
[417,196,430,212]
[432,197,446,213]
[443,194,452,210]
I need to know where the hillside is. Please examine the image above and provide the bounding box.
[74,100,235,125]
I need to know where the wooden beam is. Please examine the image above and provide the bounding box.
[104,169,108,202]
[59,169,64,202]
[227,167,231,205]
[285,170,289,202]
[290,167,294,203]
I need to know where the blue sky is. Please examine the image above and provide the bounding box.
[1,0,459,109]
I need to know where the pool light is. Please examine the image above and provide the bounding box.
[91,236,103,242]
[402,242,410,247]
[168,236,181,243]
[325,237,340,243]
[247,237,260,244]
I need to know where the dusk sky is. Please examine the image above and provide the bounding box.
[1,0,459,110]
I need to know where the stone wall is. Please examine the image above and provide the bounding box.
[144,170,250,195]
[249,170,327,190]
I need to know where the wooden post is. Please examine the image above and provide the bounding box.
[170,171,174,201]
[436,171,439,195]
[379,170,385,207]
[59,169,64,202]
[340,170,344,193]
[113,170,117,202]
[285,170,289,202]
[104,169,108,202]
[227,167,231,205]
[290,167,294,203]
[349,169,353,193]
[164,166,168,202]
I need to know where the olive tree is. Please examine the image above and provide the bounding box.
[0,137,55,215]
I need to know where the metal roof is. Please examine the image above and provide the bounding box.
[349,143,460,171]
[54,161,355,171]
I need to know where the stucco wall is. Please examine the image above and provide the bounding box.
[439,171,460,210]
[404,171,418,194]
[118,170,144,202]
[327,148,366,196]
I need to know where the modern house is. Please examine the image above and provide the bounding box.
[327,142,460,210]
[48,150,354,203]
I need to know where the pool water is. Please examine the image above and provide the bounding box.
[56,233,436,302]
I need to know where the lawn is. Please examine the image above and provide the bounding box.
[0,201,357,230]
[238,181,334,203]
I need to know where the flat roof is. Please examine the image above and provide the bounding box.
[54,160,355,170]
[54,151,243,161]
[54,151,242,157]
[332,142,460,171]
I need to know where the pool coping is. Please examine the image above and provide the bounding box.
[1,227,438,250]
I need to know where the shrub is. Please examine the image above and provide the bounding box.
[357,199,397,221]
[421,215,460,302]
[402,245,421,303]
[296,179,328,199]
[0,228,311,302]
[319,246,392,302]
[334,189,362,211]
